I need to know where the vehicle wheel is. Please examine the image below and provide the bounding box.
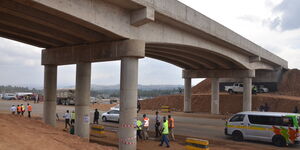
[102,116,107,122]
[232,130,243,141]
[272,135,287,147]
[228,89,234,94]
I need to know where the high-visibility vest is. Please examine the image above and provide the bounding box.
[168,118,175,128]
[71,112,75,120]
[17,106,21,112]
[27,105,32,112]
[21,105,25,111]
[143,117,149,127]
[136,120,142,130]
[162,120,169,135]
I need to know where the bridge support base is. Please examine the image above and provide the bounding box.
[184,77,192,113]
[119,57,139,150]
[243,77,252,111]
[75,62,91,139]
[43,65,57,127]
[211,78,219,114]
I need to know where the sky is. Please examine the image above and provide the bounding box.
[0,0,300,87]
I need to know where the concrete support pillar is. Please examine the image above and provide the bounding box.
[184,77,192,113]
[211,78,219,114]
[43,65,57,127]
[243,78,252,111]
[75,62,91,139]
[119,57,139,150]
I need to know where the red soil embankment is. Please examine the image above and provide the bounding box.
[141,69,300,114]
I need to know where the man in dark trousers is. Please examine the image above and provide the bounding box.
[155,111,161,137]
[94,109,100,124]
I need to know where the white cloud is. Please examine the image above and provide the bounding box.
[0,0,300,86]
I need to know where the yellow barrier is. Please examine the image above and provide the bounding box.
[161,105,171,113]
[90,125,105,137]
[185,138,209,150]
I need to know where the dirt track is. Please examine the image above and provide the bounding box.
[0,113,115,150]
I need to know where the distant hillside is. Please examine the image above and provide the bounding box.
[63,84,183,91]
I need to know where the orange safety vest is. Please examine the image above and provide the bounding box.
[17,106,21,112]
[143,117,149,127]
[168,118,175,128]
[27,105,32,112]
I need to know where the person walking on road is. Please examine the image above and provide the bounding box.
[155,111,161,137]
[21,104,25,116]
[93,109,99,124]
[142,114,150,140]
[135,118,143,141]
[293,106,299,113]
[168,115,175,141]
[63,110,71,129]
[159,116,170,148]
[10,105,16,115]
[17,105,21,115]
[71,110,75,125]
[27,103,32,118]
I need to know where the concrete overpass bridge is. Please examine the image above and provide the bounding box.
[0,0,288,149]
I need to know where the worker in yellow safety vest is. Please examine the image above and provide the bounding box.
[71,111,75,125]
[159,116,170,148]
[136,119,143,141]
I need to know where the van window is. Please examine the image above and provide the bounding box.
[230,114,245,122]
[239,84,243,87]
[248,115,294,127]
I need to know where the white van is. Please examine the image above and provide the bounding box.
[225,111,300,147]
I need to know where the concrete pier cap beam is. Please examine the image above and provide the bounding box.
[118,40,145,150]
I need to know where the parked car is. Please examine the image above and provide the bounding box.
[257,85,269,93]
[225,111,300,147]
[3,93,17,100]
[101,109,120,122]
[225,83,244,94]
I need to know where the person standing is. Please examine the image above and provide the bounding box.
[168,115,175,141]
[142,114,149,140]
[136,118,143,141]
[93,109,99,124]
[159,117,170,148]
[17,105,21,115]
[155,111,161,137]
[71,110,75,125]
[63,110,71,129]
[10,105,16,115]
[27,103,32,118]
[293,106,299,113]
[21,104,25,116]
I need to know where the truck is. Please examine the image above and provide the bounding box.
[224,83,269,94]
[225,83,244,94]
[57,89,75,105]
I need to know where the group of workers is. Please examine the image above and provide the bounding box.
[10,103,32,118]
[135,111,175,148]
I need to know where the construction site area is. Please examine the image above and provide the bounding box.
[0,0,300,150]
[0,69,299,150]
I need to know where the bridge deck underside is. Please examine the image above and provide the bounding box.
[0,0,118,48]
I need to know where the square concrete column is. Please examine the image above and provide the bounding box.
[243,78,252,111]
[211,78,220,114]
[119,57,139,150]
[184,77,192,113]
[43,65,57,127]
[75,62,91,139]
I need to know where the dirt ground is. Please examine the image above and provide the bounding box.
[90,103,118,111]
[0,113,115,150]
[141,69,300,114]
